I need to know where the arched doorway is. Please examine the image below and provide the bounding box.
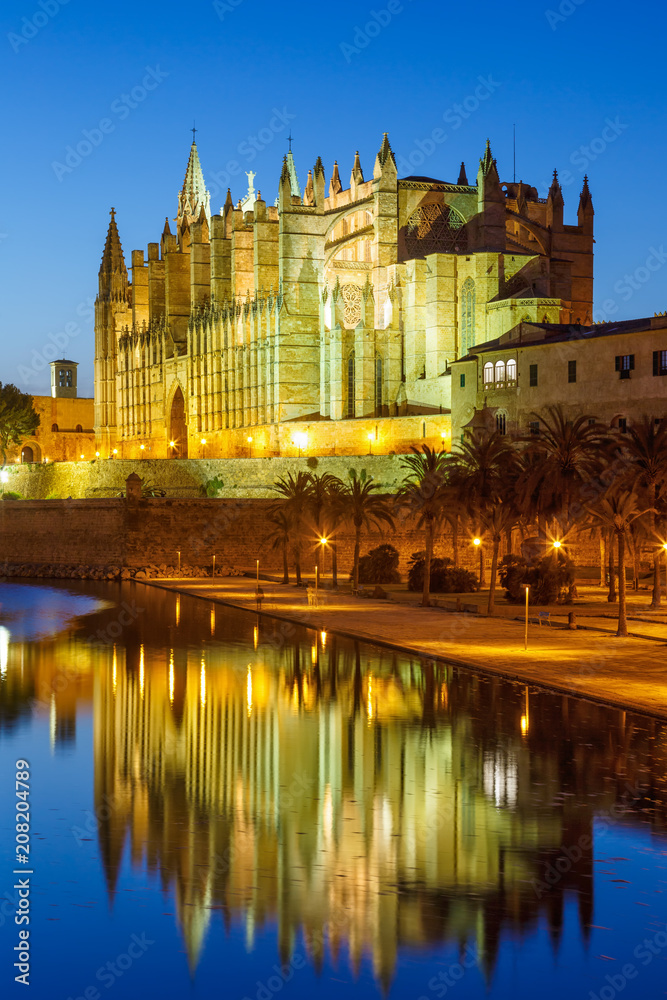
[21,446,34,464]
[169,386,188,458]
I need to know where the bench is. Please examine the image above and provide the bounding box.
[530,611,551,626]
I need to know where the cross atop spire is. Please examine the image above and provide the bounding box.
[287,132,293,152]
[191,122,197,143]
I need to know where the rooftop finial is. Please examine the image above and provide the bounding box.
[191,122,197,143]
[287,131,293,152]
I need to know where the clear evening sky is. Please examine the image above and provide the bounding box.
[1,0,665,397]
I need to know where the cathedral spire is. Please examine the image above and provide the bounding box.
[480,138,494,176]
[457,161,468,185]
[178,135,211,230]
[98,207,128,300]
[286,149,301,198]
[547,168,564,229]
[329,161,342,197]
[374,132,397,181]
[578,174,594,231]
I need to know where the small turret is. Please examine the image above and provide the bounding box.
[457,161,468,185]
[577,174,594,233]
[329,161,342,197]
[547,169,564,230]
[98,208,128,301]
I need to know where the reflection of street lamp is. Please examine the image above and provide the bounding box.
[523,584,530,650]
[368,432,373,455]
[662,542,667,595]
[201,438,207,458]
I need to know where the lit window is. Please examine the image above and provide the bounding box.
[615,355,634,379]
[496,412,507,435]
[529,420,540,435]
[506,359,517,382]
[483,362,494,385]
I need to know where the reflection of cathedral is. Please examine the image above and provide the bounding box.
[94,135,594,457]
[87,591,656,992]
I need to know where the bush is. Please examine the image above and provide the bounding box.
[306,457,319,469]
[499,552,575,604]
[407,552,478,593]
[2,491,23,500]
[202,476,224,497]
[355,544,401,584]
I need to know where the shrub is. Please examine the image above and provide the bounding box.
[202,476,224,497]
[306,457,319,469]
[2,491,23,500]
[499,552,575,604]
[407,552,478,593]
[355,544,401,584]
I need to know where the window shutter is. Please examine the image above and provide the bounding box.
[630,354,635,370]
[654,351,659,376]
[615,356,621,371]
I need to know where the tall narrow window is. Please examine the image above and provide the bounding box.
[529,364,538,387]
[461,278,476,355]
[653,350,667,376]
[506,359,517,383]
[483,362,494,385]
[347,351,356,418]
[494,360,506,385]
[568,360,577,383]
[375,354,383,414]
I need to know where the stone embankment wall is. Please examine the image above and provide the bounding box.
[3,456,406,501]
[0,496,602,578]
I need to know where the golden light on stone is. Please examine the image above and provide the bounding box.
[175,595,180,627]
[169,651,174,703]
[139,644,145,699]
[200,657,206,708]
[321,630,327,648]
[246,665,253,715]
[473,537,481,547]
[552,540,562,550]
[112,646,117,694]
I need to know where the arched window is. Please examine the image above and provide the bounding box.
[347,351,355,418]
[496,412,507,435]
[506,359,517,383]
[375,354,383,414]
[51,423,59,433]
[495,360,506,384]
[461,278,476,355]
[75,424,83,433]
[483,362,494,385]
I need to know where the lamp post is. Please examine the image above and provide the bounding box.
[169,440,176,458]
[524,584,530,650]
[319,537,328,581]
[473,536,484,586]
[177,551,181,575]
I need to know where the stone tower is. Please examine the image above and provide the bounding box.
[94,208,130,452]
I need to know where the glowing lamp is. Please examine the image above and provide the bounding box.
[473,537,481,547]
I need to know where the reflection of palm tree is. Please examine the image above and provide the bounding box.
[336,474,395,592]
[617,416,667,608]
[265,509,292,584]
[398,446,449,607]
[270,472,313,585]
[585,490,651,636]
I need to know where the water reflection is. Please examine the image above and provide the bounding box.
[1,583,666,997]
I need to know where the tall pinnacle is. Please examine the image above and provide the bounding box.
[178,137,211,229]
[98,207,128,299]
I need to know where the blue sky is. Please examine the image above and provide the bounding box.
[1,0,666,397]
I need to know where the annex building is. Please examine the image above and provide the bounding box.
[94,134,594,458]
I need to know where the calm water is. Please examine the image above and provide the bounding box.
[0,582,666,1000]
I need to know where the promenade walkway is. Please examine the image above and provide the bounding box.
[144,576,667,720]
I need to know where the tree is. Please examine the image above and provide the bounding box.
[519,405,608,537]
[270,472,313,585]
[617,416,667,608]
[307,472,344,581]
[585,490,651,637]
[265,509,292,584]
[479,500,523,614]
[0,384,39,463]
[397,446,449,607]
[335,473,395,592]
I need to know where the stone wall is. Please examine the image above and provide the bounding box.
[0,495,602,576]
[2,454,411,501]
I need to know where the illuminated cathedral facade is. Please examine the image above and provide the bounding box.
[94,134,594,457]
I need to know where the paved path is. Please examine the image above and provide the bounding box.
[143,577,667,720]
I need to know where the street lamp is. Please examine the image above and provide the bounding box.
[112,449,118,458]
[552,540,562,550]
[293,432,307,457]
[367,432,374,455]
[169,440,176,458]
[247,436,253,458]
[201,438,207,458]
[473,536,484,586]
[319,537,329,581]
[140,444,145,456]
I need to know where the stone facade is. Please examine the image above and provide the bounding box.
[450,315,667,441]
[95,135,594,458]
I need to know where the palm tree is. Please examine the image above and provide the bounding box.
[336,473,395,592]
[265,509,292,584]
[270,472,313,585]
[449,430,518,591]
[617,416,667,608]
[479,499,523,615]
[307,472,344,578]
[519,405,609,538]
[397,446,449,607]
[584,490,652,637]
